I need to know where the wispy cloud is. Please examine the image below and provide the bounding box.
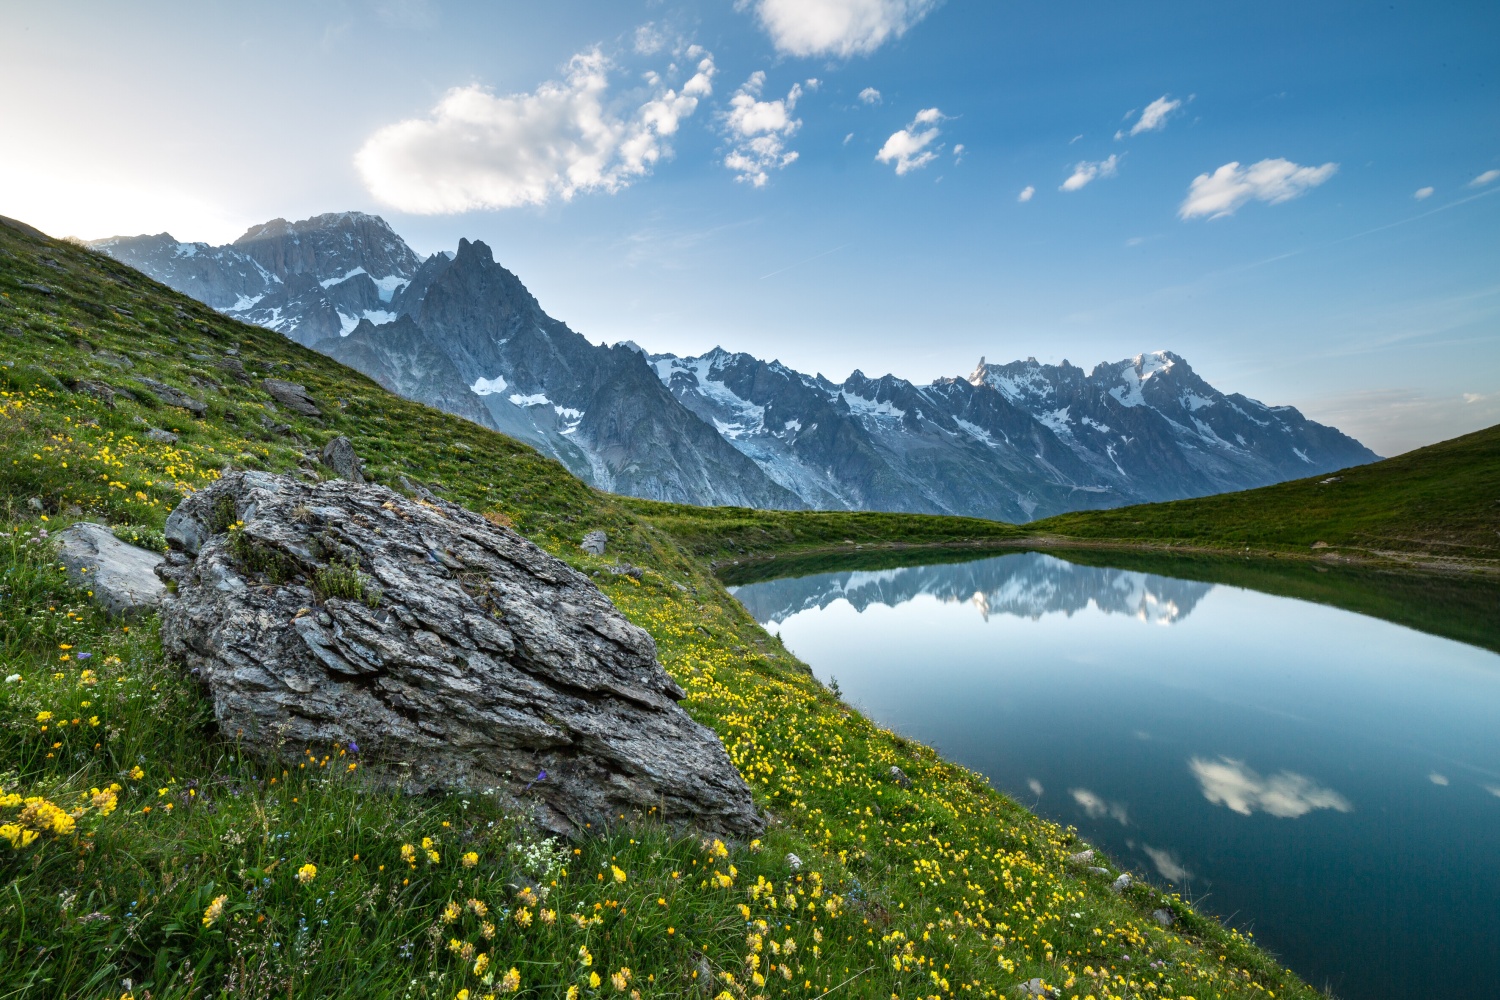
[722,72,803,187]
[1189,756,1352,818]
[1179,157,1337,219]
[858,86,882,105]
[744,0,940,58]
[1414,186,1434,200]
[876,107,946,175]
[1470,169,1500,188]
[355,48,715,212]
[1060,154,1119,192]
[633,22,665,55]
[1115,94,1181,140]
[1017,185,1035,203]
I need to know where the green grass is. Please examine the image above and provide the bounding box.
[0,217,1326,999]
[1030,424,1500,566]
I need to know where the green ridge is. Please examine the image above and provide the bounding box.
[0,215,1345,1000]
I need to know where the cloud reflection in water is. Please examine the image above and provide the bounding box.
[1189,756,1353,818]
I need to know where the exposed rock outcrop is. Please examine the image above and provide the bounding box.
[263,378,321,417]
[56,522,165,617]
[156,472,762,840]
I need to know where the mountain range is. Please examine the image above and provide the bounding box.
[94,212,1378,518]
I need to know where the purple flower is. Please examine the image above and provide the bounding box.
[76,652,92,661]
[347,742,359,754]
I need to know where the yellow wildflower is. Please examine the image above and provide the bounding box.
[441,901,462,923]
[462,850,479,867]
[473,953,490,977]
[611,864,627,883]
[202,894,228,927]
[499,968,520,993]
[295,863,317,885]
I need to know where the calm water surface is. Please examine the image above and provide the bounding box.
[730,553,1500,1000]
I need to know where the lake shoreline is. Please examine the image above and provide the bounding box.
[713,532,1500,579]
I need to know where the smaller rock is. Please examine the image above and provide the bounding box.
[134,377,207,416]
[263,378,321,417]
[319,436,365,483]
[145,428,179,445]
[890,765,912,789]
[606,562,644,580]
[56,522,165,617]
[1111,873,1133,893]
[26,497,44,513]
[1066,849,1095,866]
[218,357,249,383]
[580,529,607,556]
[785,853,803,872]
[94,350,133,369]
[1152,908,1175,927]
[74,379,132,408]
[1088,866,1110,876]
[1015,978,1059,999]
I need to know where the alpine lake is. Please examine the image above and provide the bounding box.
[725,549,1500,1000]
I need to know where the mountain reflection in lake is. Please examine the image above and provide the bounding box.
[729,552,1500,1000]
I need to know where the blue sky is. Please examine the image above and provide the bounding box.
[2,0,1497,454]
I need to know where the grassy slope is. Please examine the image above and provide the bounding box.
[1031,425,1500,566]
[0,222,1313,999]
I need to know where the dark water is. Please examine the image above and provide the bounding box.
[730,553,1500,1000]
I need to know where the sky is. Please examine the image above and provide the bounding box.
[2,0,1497,456]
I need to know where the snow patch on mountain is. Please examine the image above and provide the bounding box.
[470,375,509,396]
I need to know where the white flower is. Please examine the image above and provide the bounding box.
[4,674,20,684]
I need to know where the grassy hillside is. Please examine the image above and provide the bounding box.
[1032,425,1500,567]
[0,218,1320,999]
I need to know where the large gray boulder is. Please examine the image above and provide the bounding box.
[156,471,762,840]
[56,522,165,616]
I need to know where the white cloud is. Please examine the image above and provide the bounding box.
[1060,154,1119,192]
[1017,185,1035,202]
[804,77,822,91]
[746,0,939,58]
[1178,157,1338,219]
[722,72,804,187]
[1142,845,1192,882]
[355,49,716,213]
[843,132,854,145]
[1069,788,1129,825]
[952,143,965,164]
[1470,169,1500,187]
[876,107,945,175]
[633,22,665,55]
[1428,772,1449,786]
[1026,778,1043,796]
[1120,95,1181,139]
[859,86,882,105]
[1414,186,1434,200]
[1189,756,1353,818]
